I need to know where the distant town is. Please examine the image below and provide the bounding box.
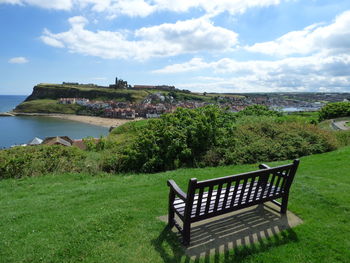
[57,77,350,120]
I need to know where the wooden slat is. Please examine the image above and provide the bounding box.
[229,179,240,207]
[238,178,248,206]
[196,163,294,187]
[204,185,214,214]
[213,183,223,212]
[273,173,283,195]
[253,179,261,201]
[222,182,232,209]
[246,177,256,203]
[279,170,288,191]
[195,187,204,217]
[266,172,276,197]
[259,174,269,199]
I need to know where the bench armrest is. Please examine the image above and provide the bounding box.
[259,163,271,169]
[167,180,187,201]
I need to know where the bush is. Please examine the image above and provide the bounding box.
[334,130,350,147]
[111,107,337,173]
[0,145,87,179]
[114,106,236,172]
[227,118,337,164]
[319,102,350,121]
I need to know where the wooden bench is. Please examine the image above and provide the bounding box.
[167,160,300,245]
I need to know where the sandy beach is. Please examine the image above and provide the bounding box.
[11,112,136,128]
[49,114,136,128]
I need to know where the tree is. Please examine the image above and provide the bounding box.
[319,102,350,121]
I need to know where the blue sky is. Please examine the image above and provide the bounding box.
[1,0,350,95]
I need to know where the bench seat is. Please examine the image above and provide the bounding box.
[173,182,281,220]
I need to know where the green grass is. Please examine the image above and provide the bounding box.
[1,147,350,262]
[108,119,149,146]
[318,119,333,131]
[13,99,83,114]
[110,119,149,135]
[346,121,350,127]
[34,84,212,103]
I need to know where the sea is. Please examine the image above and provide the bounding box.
[0,95,108,149]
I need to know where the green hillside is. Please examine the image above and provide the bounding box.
[25,83,150,102]
[13,83,212,113]
[1,147,349,262]
[14,99,84,114]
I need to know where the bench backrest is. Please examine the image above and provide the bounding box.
[185,160,299,220]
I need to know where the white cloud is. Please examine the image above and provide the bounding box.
[0,0,72,10]
[135,18,238,53]
[153,57,209,73]
[8,57,29,64]
[150,9,349,92]
[153,53,350,92]
[40,16,238,60]
[246,10,350,56]
[0,0,21,4]
[0,0,283,17]
[41,30,65,48]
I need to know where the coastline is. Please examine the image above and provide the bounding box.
[7,112,136,128]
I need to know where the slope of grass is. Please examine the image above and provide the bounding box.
[0,147,350,262]
[108,119,149,147]
[318,119,333,131]
[14,99,83,114]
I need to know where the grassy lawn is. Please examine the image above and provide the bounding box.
[0,147,350,262]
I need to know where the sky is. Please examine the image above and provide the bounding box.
[1,0,350,95]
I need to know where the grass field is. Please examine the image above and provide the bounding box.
[0,147,350,262]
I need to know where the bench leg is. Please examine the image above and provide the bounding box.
[168,208,175,228]
[183,221,191,246]
[168,191,175,227]
[281,195,289,214]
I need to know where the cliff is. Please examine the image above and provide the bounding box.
[25,83,149,102]
[14,83,210,114]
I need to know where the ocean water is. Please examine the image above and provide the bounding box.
[0,95,108,148]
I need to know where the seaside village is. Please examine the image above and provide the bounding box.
[57,78,331,120]
[13,78,348,149]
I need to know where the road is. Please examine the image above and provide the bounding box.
[332,120,350,130]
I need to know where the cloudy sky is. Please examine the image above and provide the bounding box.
[1,0,350,95]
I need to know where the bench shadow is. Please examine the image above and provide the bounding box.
[152,203,301,262]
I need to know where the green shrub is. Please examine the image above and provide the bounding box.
[0,145,87,179]
[228,119,337,164]
[334,130,350,147]
[111,107,337,173]
[114,106,236,172]
[319,102,350,121]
